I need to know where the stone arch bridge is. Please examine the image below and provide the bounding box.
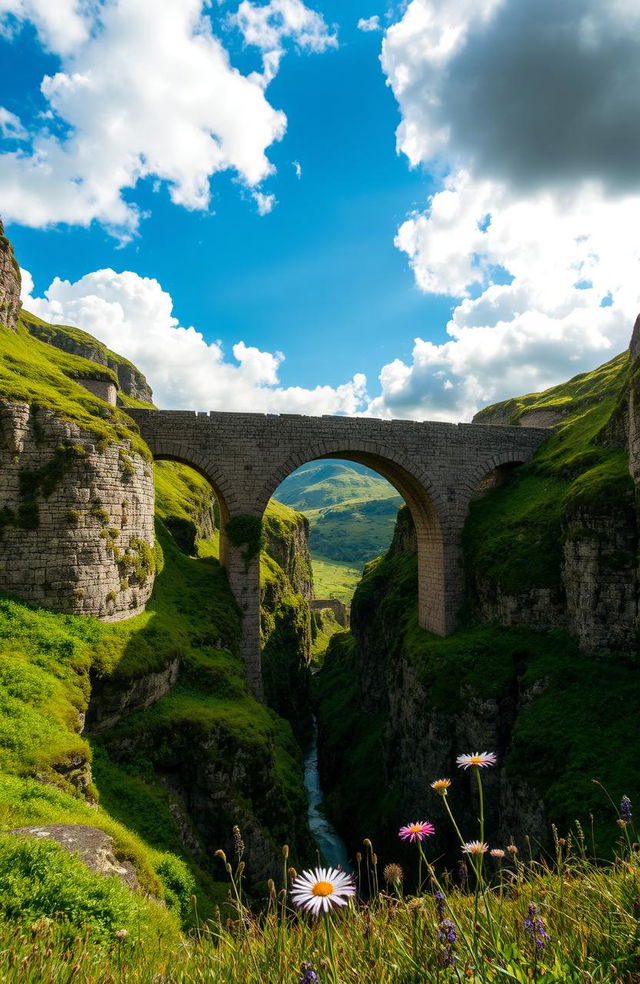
[128,410,548,699]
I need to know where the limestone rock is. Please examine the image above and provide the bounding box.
[0,220,21,333]
[7,825,138,889]
[87,658,180,733]
[0,403,155,620]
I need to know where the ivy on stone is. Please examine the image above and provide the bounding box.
[225,515,265,567]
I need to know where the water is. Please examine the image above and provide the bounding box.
[304,717,351,871]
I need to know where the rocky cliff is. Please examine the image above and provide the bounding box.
[0,220,21,333]
[23,311,153,405]
[316,325,640,865]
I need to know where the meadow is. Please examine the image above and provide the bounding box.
[1,752,638,983]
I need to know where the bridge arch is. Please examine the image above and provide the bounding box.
[257,440,452,637]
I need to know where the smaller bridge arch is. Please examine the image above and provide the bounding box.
[128,409,549,699]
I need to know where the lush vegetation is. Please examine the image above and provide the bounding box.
[466,351,633,594]
[1,759,639,982]
[0,316,149,456]
[276,459,402,605]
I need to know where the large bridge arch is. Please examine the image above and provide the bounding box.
[126,409,549,698]
[256,440,453,637]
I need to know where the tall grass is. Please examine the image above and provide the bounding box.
[2,761,639,983]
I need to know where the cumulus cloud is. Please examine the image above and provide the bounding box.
[0,0,332,235]
[357,15,381,32]
[368,0,640,420]
[21,267,368,415]
[382,0,640,192]
[0,107,26,139]
[231,0,337,82]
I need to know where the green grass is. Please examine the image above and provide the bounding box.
[311,556,362,604]
[2,785,640,982]
[465,348,633,596]
[0,318,150,457]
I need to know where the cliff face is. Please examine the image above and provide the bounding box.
[316,327,640,864]
[260,502,314,742]
[0,400,155,619]
[23,314,153,404]
[0,222,21,333]
[466,348,639,654]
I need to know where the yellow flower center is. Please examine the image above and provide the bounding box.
[312,881,334,897]
[469,756,483,765]
[409,825,423,834]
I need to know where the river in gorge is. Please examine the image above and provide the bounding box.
[303,717,351,871]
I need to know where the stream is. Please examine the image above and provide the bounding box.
[304,716,351,871]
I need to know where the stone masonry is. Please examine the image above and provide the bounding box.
[0,220,21,333]
[128,409,548,698]
[0,402,155,619]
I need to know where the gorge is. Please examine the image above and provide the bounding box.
[0,218,639,930]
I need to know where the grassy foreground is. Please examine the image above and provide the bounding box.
[1,768,639,983]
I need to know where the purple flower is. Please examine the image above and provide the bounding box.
[524,903,551,950]
[297,962,319,983]
[434,890,445,921]
[436,918,457,967]
[620,796,632,822]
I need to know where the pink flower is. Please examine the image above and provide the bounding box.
[398,821,435,843]
[456,752,497,770]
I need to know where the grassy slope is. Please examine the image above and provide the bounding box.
[317,349,640,856]
[0,317,149,457]
[0,313,312,925]
[465,351,633,593]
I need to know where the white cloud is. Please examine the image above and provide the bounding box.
[292,159,302,178]
[357,15,381,32]
[0,107,26,139]
[21,267,368,415]
[232,0,337,82]
[0,0,333,235]
[371,0,640,421]
[0,0,89,55]
[253,190,276,214]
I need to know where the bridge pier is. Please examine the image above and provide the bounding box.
[224,536,264,701]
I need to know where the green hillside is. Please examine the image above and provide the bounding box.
[316,346,638,861]
[275,459,403,601]
[0,310,314,937]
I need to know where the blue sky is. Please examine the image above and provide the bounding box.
[1,0,639,419]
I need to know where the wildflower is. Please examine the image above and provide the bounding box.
[431,779,451,794]
[461,841,489,856]
[507,844,518,855]
[620,796,633,822]
[115,929,128,940]
[298,962,320,983]
[456,751,497,770]
[434,890,445,920]
[291,867,356,916]
[398,821,435,842]
[490,849,505,859]
[437,918,457,967]
[383,863,403,885]
[233,825,244,859]
[523,902,551,950]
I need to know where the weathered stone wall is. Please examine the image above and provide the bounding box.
[0,401,155,619]
[76,378,118,406]
[0,221,21,333]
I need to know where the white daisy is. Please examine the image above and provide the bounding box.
[290,866,356,916]
[456,751,497,770]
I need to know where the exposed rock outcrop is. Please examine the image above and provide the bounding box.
[7,825,138,888]
[0,402,155,619]
[0,220,21,333]
[86,658,180,733]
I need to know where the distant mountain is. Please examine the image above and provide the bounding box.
[275,459,403,579]
[276,460,398,511]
